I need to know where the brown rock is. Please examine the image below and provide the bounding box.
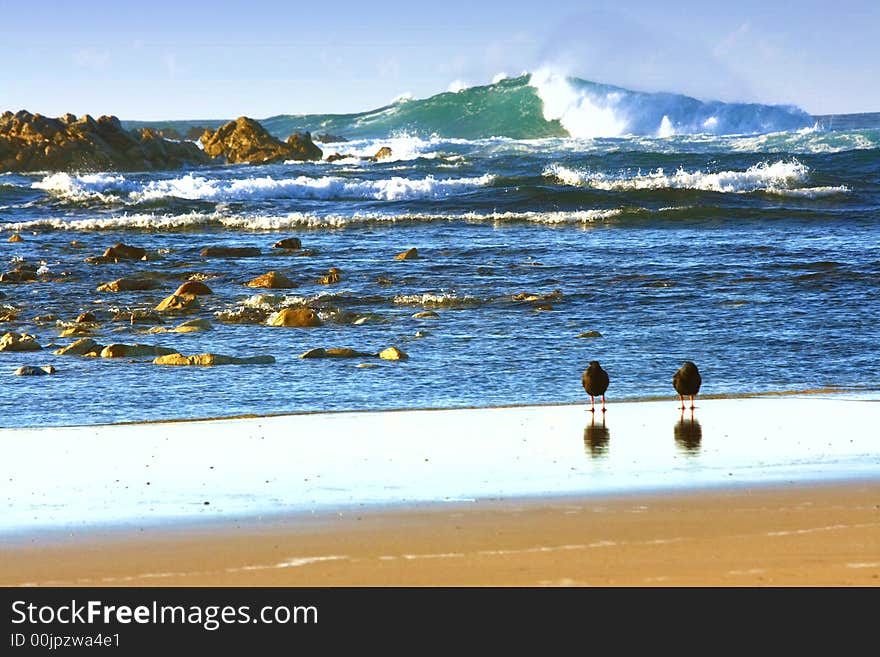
[155,293,200,312]
[75,312,96,323]
[245,271,297,289]
[153,353,275,366]
[7,233,23,242]
[54,338,101,356]
[378,346,408,360]
[103,243,146,261]
[0,110,210,172]
[200,246,261,258]
[100,344,178,358]
[0,332,41,352]
[199,117,322,165]
[412,311,439,319]
[174,280,214,296]
[395,248,420,261]
[316,267,341,285]
[59,326,95,338]
[267,308,322,327]
[14,365,56,376]
[299,347,376,359]
[577,330,603,339]
[97,277,160,292]
[373,146,393,160]
[171,318,212,333]
[272,237,303,250]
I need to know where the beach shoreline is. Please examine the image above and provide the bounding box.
[3,479,878,586]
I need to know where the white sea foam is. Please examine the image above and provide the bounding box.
[31,171,495,204]
[1,208,627,233]
[543,160,849,196]
[530,68,627,138]
[392,293,482,307]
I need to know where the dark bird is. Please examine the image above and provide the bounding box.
[673,361,702,410]
[582,361,609,413]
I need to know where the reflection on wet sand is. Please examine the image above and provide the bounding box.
[583,416,610,458]
[674,411,702,455]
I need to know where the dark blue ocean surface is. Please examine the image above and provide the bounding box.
[2,83,879,427]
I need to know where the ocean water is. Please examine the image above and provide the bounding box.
[2,74,880,428]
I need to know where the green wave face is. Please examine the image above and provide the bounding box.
[262,75,566,140]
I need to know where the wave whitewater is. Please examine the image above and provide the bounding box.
[32,171,496,203]
[544,160,850,197]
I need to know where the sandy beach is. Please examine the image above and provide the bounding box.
[2,482,879,586]
[2,395,879,586]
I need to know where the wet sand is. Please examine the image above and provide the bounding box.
[2,482,879,586]
[2,395,879,586]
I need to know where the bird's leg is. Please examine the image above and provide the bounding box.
[679,394,685,410]
[590,396,595,413]
[690,395,696,410]
[601,395,606,413]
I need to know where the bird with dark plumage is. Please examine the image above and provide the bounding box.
[582,361,609,413]
[673,361,702,410]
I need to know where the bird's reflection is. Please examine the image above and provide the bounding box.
[674,410,702,456]
[583,416,611,459]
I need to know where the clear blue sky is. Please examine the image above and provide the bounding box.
[1,0,877,119]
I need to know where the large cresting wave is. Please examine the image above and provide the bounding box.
[253,72,814,140]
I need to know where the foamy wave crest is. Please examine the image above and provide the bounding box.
[32,172,495,204]
[543,160,849,195]
[2,208,628,233]
[529,69,813,138]
[392,293,483,307]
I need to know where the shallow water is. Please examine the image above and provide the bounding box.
[1,126,880,427]
[1,397,878,533]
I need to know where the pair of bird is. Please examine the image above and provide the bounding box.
[582,361,702,412]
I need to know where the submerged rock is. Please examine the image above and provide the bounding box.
[153,352,275,366]
[100,343,178,358]
[378,346,408,360]
[174,280,214,296]
[13,365,56,376]
[14,364,56,376]
[0,110,210,172]
[395,247,420,261]
[272,237,303,250]
[412,311,439,319]
[200,246,262,258]
[267,307,322,327]
[300,347,376,359]
[245,271,297,289]
[577,330,603,338]
[54,338,102,356]
[97,277,160,292]
[316,267,341,285]
[0,332,41,352]
[155,293,200,312]
[103,243,147,261]
[199,117,322,164]
[7,233,23,243]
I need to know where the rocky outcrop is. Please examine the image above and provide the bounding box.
[199,117,322,164]
[372,146,393,161]
[0,110,211,172]
[153,352,275,366]
[0,332,41,351]
[8,233,23,242]
[267,308,322,327]
[245,271,297,289]
[315,133,347,143]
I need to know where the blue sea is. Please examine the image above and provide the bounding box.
[2,73,879,428]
